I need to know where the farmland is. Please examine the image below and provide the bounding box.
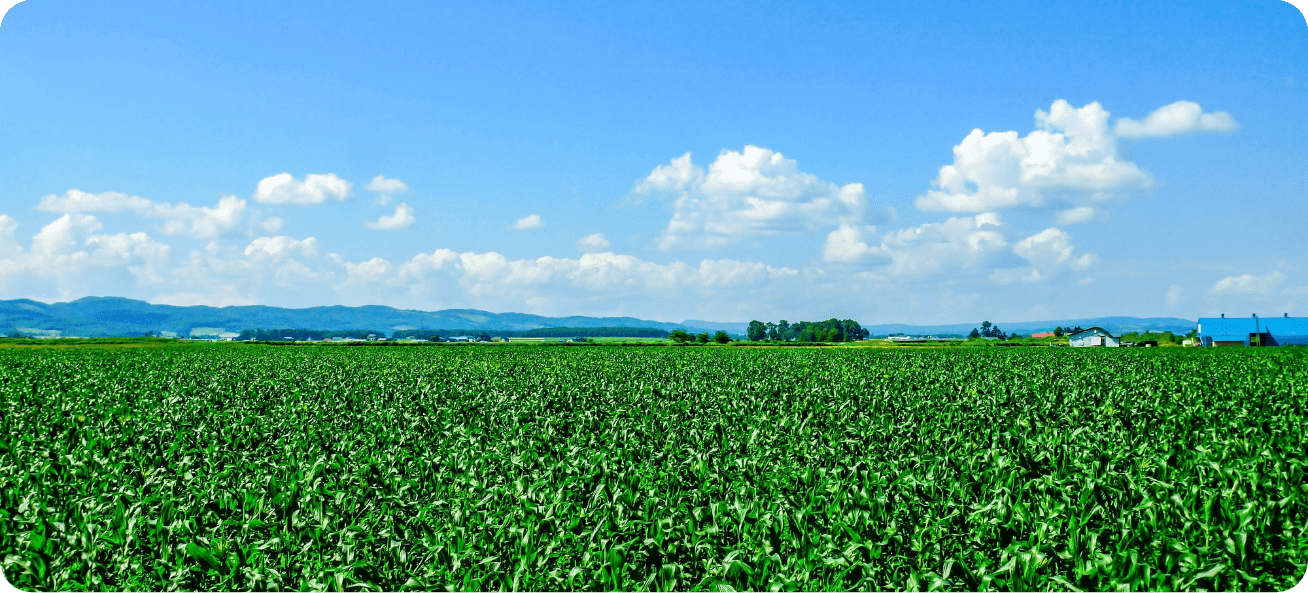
[1,344,1305,591]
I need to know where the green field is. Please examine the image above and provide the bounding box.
[1,344,1305,591]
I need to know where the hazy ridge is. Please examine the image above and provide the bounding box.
[0,296,1195,338]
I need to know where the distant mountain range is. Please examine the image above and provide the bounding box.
[0,297,745,338]
[0,296,1195,338]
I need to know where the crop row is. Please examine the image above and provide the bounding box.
[0,345,1305,590]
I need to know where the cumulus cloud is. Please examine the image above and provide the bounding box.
[0,215,20,256]
[917,100,1152,213]
[635,152,701,194]
[366,175,408,194]
[576,233,610,252]
[992,227,1096,283]
[366,175,408,205]
[365,203,416,230]
[0,213,176,300]
[823,213,1008,277]
[254,173,353,205]
[637,146,865,250]
[156,195,248,239]
[37,189,249,240]
[31,213,102,256]
[1210,271,1285,295]
[1114,101,1238,139]
[877,213,1008,277]
[822,224,877,263]
[243,235,319,260]
[513,214,545,230]
[916,99,1234,215]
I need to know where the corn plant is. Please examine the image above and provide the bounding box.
[0,345,1304,591]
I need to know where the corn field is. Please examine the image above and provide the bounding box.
[1,344,1305,591]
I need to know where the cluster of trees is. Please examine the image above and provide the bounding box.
[745,319,869,342]
[1121,330,1195,345]
[668,330,731,344]
[967,321,1016,339]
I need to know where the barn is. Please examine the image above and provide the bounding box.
[1068,327,1119,347]
[1197,314,1308,347]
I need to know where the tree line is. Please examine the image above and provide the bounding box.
[745,318,869,342]
[667,330,732,344]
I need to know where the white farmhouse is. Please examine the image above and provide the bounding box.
[1068,327,1119,348]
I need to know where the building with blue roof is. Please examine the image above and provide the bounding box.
[1196,313,1308,347]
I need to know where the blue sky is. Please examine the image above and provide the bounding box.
[0,0,1305,324]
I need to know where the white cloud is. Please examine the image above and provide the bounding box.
[634,152,701,194]
[1053,206,1103,225]
[31,213,101,256]
[822,224,877,263]
[0,213,178,301]
[576,232,610,252]
[366,175,409,194]
[1114,101,1237,139]
[253,173,353,205]
[38,189,248,239]
[365,203,416,230]
[877,214,1008,277]
[637,146,865,250]
[1167,284,1182,307]
[366,175,408,205]
[0,214,19,256]
[374,248,799,308]
[38,189,154,213]
[1210,271,1285,295]
[991,227,1095,283]
[86,232,171,284]
[513,214,545,230]
[156,195,248,239]
[243,235,319,259]
[917,100,1152,213]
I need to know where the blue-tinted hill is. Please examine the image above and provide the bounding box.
[0,296,1196,339]
[0,297,719,337]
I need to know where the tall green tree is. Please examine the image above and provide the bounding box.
[746,321,767,341]
[713,331,731,344]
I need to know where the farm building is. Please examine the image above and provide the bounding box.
[1068,327,1119,347]
[1030,332,1055,338]
[1197,314,1308,347]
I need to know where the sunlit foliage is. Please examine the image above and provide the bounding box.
[1,345,1304,591]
